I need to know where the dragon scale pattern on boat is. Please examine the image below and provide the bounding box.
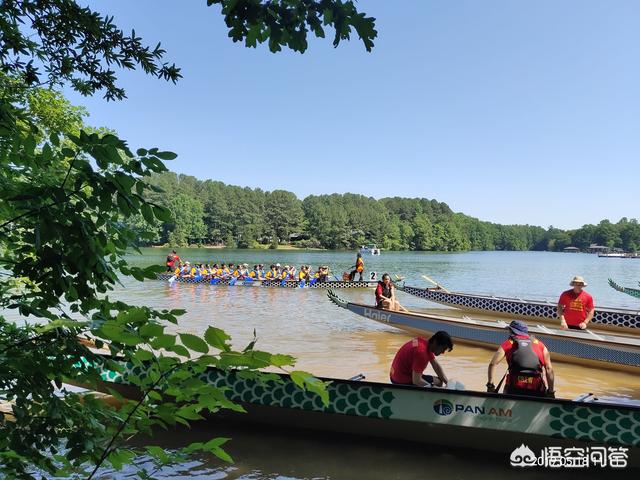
[97,361,640,447]
[400,286,640,329]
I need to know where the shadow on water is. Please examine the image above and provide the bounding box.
[97,422,637,480]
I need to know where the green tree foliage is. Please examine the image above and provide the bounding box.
[1,0,375,477]
[265,190,304,243]
[167,194,208,246]
[138,173,640,252]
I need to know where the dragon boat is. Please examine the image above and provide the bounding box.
[91,356,640,466]
[327,291,640,373]
[394,282,640,334]
[156,273,377,289]
[609,279,640,300]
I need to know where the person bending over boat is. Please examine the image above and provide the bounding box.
[375,274,408,312]
[390,331,454,387]
[487,320,555,398]
[557,276,594,330]
[350,253,365,281]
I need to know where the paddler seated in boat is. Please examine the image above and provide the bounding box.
[375,273,409,312]
[389,331,454,387]
[316,266,329,283]
[180,262,191,277]
[235,264,246,278]
[220,263,231,277]
[298,265,310,281]
[558,276,595,330]
[280,266,290,280]
[265,264,278,279]
[487,320,555,398]
[350,252,365,281]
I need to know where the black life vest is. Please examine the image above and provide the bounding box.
[378,282,392,299]
[508,336,542,375]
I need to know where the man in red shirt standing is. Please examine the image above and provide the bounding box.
[166,250,180,272]
[557,276,595,330]
[389,331,454,387]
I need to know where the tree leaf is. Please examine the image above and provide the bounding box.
[179,333,209,354]
[203,326,230,351]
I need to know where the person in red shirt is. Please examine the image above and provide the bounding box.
[165,250,180,271]
[557,275,595,330]
[487,320,555,398]
[375,273,408,312]
[389,331,454,387]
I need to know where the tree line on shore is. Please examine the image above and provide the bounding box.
[131,172,640,252]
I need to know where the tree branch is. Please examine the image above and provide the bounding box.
[86,363,180,480]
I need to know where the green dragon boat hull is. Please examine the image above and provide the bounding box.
[95,359,640,465]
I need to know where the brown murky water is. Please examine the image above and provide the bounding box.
[89,251,640,477]
[147,282,639,401]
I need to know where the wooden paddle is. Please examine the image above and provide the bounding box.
[421,274,450,293]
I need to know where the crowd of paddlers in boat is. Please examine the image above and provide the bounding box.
[165,250,366,283]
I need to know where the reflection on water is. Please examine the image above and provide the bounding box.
[98,423,633,480]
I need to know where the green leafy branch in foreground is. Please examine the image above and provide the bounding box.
[0,1,373,477]
[0,80,328,479]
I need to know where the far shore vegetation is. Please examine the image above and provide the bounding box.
[130,171,640,253]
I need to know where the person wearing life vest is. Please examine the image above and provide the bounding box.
[316,266,330,283]
[166,250,180,272]
[180,262,191,277]
[390,331,454,387]
[558,276,595,330]
[297,265,307,281]
[265,265,278,279]
[487,320,555,398]
[350,253,365,281]
[375,273,408,312]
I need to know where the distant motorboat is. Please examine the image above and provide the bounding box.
[598,252,630,258]
[359,244,381,255]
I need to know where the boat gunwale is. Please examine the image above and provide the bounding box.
[344,300,640,349]
[155,274,377,288]
[402,284,640,315]
[94,352,640,413]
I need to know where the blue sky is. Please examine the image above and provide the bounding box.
[66,1,640,229]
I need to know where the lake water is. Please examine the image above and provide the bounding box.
[87,249,640,479]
